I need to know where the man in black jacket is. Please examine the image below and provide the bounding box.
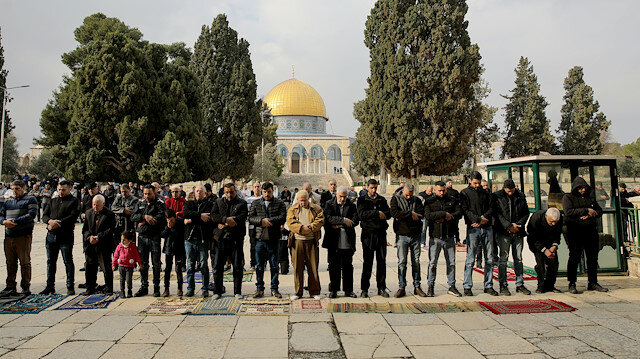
[357,179,391,298]
[279,186,292,207]
[131,185,166,297]
[461,172,497,296]
[320,179,338,208]
[563,177,606,293]
[390,184,426,298]
[182,185,214,297]
[41,180,81,295]
[111,184,138,250]
[81,195,116,295]
[211,183,248,299]
[249,182,287,299]
[445,179,461,243]
[425,181,463,297]
[323,186,359,298]
[527,208,563,293]
[494,179,531,296]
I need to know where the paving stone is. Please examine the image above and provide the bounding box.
[393,324,465,346]
[591,302,640,312]
[560,325,640,357]
[120,320,180,344]
[487,313,567,338]
[100,343,160,359]
[340,333,411,358]
[437,312,502,330]
[289,313,332,322]
[60,309,107,324]
[382,313,443,326]
[528,336,598,358]
[572,307,620,319]
[18,323,87,349]
[232,316,288,339]
[71,315,142,341]
[459,328,538,355]
[42,340,113,359]
[561,352,613,359]
[485,354,552,359]
[530,312,594,327]
[4,310,73,327]
[333,313,393,335]
[0,348,7,357]
[0,348,50,358]
[154,326,232,359]
[591,317,640,342]
[409,344,484,359]
[181,315,237,327]
[290,322,339,352]
[0,315,21,327]
[0,326,47,349]
[224,338,287,358]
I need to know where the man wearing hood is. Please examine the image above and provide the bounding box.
[563,177,606,293]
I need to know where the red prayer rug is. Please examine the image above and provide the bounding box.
[473,266,537,281]
[479,299,576,315]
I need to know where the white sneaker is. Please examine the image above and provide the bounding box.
[290,295,299,300]
[313,295,323,300]
[212,294,221,300]
[235,294,243,300]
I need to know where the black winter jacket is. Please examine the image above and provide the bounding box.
[131,198,166,237]
[494,189,530,236]
[211,195,248,241]
[562,177,602,227]
[323,197,359,251]
[82,208,116,252]
[526,209,563,253]
[390,194,424,236]
[183,199,214,243]
[248,197,287,241]
[43,194,81,240]
[356,193,390,234]
[161,219,186,258]
[424,194,462,239]
[460,186,494,228]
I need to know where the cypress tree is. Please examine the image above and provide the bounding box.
[0,27,14,135]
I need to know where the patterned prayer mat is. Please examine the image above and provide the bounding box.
[138,297,203,315]
[328,301,484,314]
[191,297,242,315]
[473,266,537,281]
[456,244,467,252]
[55,293,120,310]
[291,298,329,314]
[0,293,28,308]
[479,299,577,315]
[238,298,291,316]
[0,294,65,314]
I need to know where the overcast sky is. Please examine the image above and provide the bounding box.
[1,0,639,154]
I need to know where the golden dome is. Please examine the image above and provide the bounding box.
[264,78,327,118]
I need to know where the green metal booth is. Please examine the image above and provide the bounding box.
[478,155,627,275]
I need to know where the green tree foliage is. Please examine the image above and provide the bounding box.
[1,133,19,181]
[27,149,60,179]
[38,13,209,182]
[469,74,499,168]
[0,27,15,135]
[350,123,380,177]
[558,66,610,155]
[138,131,188,183]
[190,14,264,182]
[354,0,483,177]
[502,57,554,158]
[617,137,640,177]
[250,143,284,183]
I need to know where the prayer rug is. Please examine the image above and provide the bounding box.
[327,302,392,313]
[55,293,120,310]
[0,293,28,308]
[329,301,484,314]
[473,266,537,281]
[238,298,291,316]
[138,297,202,315]
[456,244,467,252]
[479,299,576,315]
[191,297,242,315]
[291,298,329,314]
[0,294,65,314]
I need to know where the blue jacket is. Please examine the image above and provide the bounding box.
[0,194,38,237]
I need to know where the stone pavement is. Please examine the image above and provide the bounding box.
[0,223,640,358]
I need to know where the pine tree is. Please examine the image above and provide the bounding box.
[558,66,610,154]
[0,27,15,135]
[190,14,264,182]
[502,57,555,158]
[138,131,188,183]
[355,0,483,177]
[469,74,499,168]
[250,143,284,183]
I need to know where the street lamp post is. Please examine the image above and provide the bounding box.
[0,84,30,180]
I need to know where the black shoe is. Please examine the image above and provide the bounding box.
[426,285,435,297]
[78,283,86,289]
[253,290,264,299]
[67,287,75,296]
[484,288,499,296]
[536,286,544,294]
[153,287,160,297]
[272,291,282,299]
[516,286,531,295]
[344,292,357,298]
[202,290,209,298]
[21,287,31,296]
[464,288,473,296]
[329,291,337,299]
[185,290,194,297]
[500,286,511,296]
[568,283,581,294]
[550,287,562,293]
[134,287,148,297]
[80,289,96,296]
[127,290,133,298]
[587,283,609,292]
[378,289,389,298]
[79,267,85,272]
[0,287,17,297]
[360,290,368,298]
[39,287,55,295]
[448,286,462,297]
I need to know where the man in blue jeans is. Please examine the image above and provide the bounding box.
[494,179,531,295]
[390,184,426,298]
[460,172,497,296]
[424,181,462,297]
[182,185,214,297]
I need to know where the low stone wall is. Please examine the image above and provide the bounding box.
[628,257,640,278]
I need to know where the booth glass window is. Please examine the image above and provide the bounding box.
[539,163,571,210]
[597,213,620,269]
[594,165,613,209]
[489,168,509,193]
[522,166,536,210]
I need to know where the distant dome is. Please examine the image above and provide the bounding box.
[264,78,327,118]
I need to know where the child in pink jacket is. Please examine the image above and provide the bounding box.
[112,231,142,298]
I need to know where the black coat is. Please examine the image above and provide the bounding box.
[248,197,287,241]
[320,191,336,208]
[161,219,186,258]
[424,194,462,239]
[183,198,214,243]
[460,186,494,229]
[526,209,563,253]
[494,189,530,236]
[279,190,292,202]
[562,177,602,228]
[356,193,390,235]
[211,195,248,241]
[131,198,166,237]
[390,194,424,236]
[42,194,81,240]
[82,207,116,252]
[323,197,359,251]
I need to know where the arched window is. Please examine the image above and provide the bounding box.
[277,145,289,158]
[327,145,342,161]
